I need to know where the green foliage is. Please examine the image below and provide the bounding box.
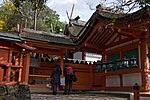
[0,20,6,30]
[0,0,16,22]
[6,14,21,30]
[0,0,66,32]
[11,0,66,32]
[0,0,20,31]
[44,13,66,32]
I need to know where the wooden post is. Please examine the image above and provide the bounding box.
[140,40,149,91]
[134,90,139,100]
[0,68,4,81]
[18,53,23,82]
[119,74,123,87]
[60,50,64,77]
[22,53,30,85]
[89,64,93,89]
[133,83,140,100]
[6,50,12,81]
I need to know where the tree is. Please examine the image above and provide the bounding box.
[88,0,150,13]
[44,11,66,33]
[0,0,20,31]
[11,0,48,30]
[0,0,66,32]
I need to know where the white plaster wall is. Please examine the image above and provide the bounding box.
[106,75,120,87]
[140,97,150,100]
[148,74,150,86]
[123,73,142,86]
[73,52,82,60]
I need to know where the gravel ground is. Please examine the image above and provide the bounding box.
[31,93,129,100]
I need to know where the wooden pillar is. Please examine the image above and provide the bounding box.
[101,52,106,88]
[140,40,149,91]
[82,52,86,60]
[0,68,4,81]
[6,50,12,81]
[89,64,93,89]
[22,53,30,85]
[18,53,23,82]
[134,90,139,100]
[60,50,64,76]
[119,74,123,87]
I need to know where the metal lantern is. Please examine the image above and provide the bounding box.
[107,62,114,71]
[96,61,102,72]
[115,59,122,70]
[121,58,129,68]
[130,57,138,67]
[102,62,107,72]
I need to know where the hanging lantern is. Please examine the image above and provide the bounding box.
[96,61,102,72]
[115,59,122,70]
[130,57,138,67]
[121,58,129,68]
[107,61,114,71]
[102,62,107,72]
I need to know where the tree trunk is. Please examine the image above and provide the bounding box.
[34,9,37,31]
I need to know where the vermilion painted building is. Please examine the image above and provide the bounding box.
[0,6,150,93]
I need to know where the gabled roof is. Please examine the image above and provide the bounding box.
[0,31,22,42]
[73,6,150,53]
[64,18,86,39]
[21,29,77,46]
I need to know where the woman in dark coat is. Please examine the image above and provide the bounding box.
[50,64,62,95]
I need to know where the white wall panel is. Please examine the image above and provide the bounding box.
[123,73,141,86]
[106,75,120,87]
[73,52,82,60]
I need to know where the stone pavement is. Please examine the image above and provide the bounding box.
[31,93,129,100]
[30,88,130,100]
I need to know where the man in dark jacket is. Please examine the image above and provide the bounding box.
[63,65,73,95]
[50,63,62,95]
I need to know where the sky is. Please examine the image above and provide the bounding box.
[0,0,100,22]
[46,0,101,22]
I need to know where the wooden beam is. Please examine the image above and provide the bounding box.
[140,40,149,91]
[25,39,75,50]
[101,30,115,45]
[85,43,104,51]
[22,53,30,85]
[18,52,23,82]
[84,22,102,44]
[96,29,110,45]
[34,48,61,56]
[60,49,64,77]
[114,17,150,29]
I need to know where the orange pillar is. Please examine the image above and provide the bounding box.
[18,53,23,82]
[0,68,4,81]
[140,40,149,91]
[22,53,30,85]
[134,90,139,100]
[89,64,93,90]
[6,49,12,81]
[119,74,123,87]
[60,50,64,76]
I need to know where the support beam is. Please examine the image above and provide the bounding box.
[60,50,64,77]
[22,53,30,85]
[6,50,12,81]
[140,40,149,91]
[18,53,23,82]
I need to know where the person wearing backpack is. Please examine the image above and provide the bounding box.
[63,65,74,95]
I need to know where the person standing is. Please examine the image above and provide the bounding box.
[63,65,74,95]
[50,62,62,95]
